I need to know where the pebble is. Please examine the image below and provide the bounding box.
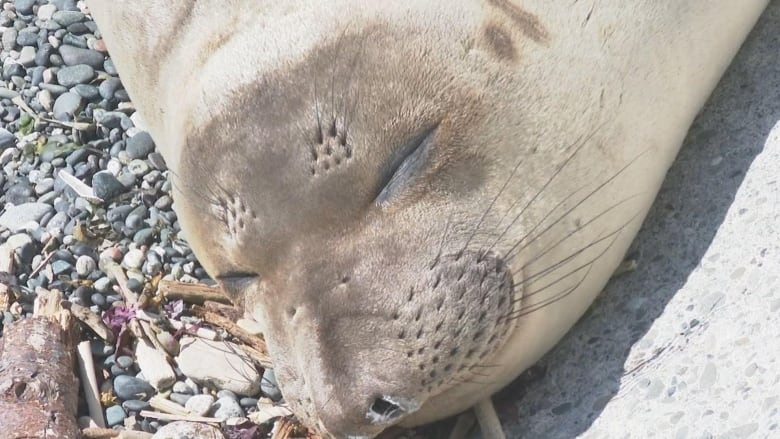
[176,337,262,396]
[172,381,192,395]
[91,170,126,200]
[151,421,226,439]
[135,341,176,390]
[0,127,15,149]
[122,399,151,413]
[184,394,215,417]
[113,375,155,401]
[261,369,282,402]
[115,355,134,369]
[56,64,94,87]
[122,248,145,270]
[58,44,104,69]
[105,405,127,427]
[52,91,82,121]
[18,45,36,67]
[126,131,155,159]
[213,396,245,419]
[74,255,96,277]
[169,392,192,406]
[0,203,53,233]
[93,276,111,293]
[37,4,57,20]
[14,0,36,15]
[51,11,85,27]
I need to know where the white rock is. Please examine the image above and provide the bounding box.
[37,4,57,20]
[151,421,225,439]
[184,394,214,417]
[175,336,261,396]
[134,341,176,390]
[236,318,264,336]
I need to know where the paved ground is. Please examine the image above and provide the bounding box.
[498,2,780,438]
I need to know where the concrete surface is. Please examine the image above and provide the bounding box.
[497,2,780,438]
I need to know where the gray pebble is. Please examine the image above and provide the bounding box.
[169,392,192,406]
[239,397,258,408]
[93,276,111,293]
[91,170,126,200]
[128,159,150,176]
[15,30,38,47]
[37,4,57,20]
[114,375,155,401]
[172,381,192,395]
[125,205,148,230]
[2,28,18,51]
[261,368,283,402]
[18,45,36,67]
[122,399,151,413]
[52,91,82,121]
[126,131,155,159]
[0,203,53,233]
[51,0,78,12]
[33,177,54,195]
[0,127,15,149]
[116,355,134,369]
[90,293,106,308]
[122,248,145,270]
[98,77,122,100]
[58,44,103,69]
[75,255,96,277]
[72,83,99,100]
[51,259,72,275]
[105,405,127,427]
[51,11,85,27]
[56,64,94,87]
[184,394,215,417]
[14,0,36,15]
[212,396,244,419]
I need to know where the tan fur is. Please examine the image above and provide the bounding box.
[88,1,769,437]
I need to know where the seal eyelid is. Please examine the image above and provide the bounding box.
[215,271,259,292]
[375,124,439,205]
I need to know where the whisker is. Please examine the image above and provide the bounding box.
[504,146,650,260]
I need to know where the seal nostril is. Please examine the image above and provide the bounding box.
[368,396,418,424]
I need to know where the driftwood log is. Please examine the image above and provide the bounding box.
[0,313,81,437]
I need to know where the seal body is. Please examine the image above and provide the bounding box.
[88,1,769,437]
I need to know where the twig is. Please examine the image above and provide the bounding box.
[138,410,221,424]
[169,319,219,340]
[192,306,268,355]
[12,95,94,130]
[271,417,295,439]
[77,340,107,428]
[103,261,138,306]
[62,300,116,343]
[0,244,14,311]
[157,279,231,305]
[148,395,190,416]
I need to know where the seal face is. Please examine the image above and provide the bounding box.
[88,0,770,437]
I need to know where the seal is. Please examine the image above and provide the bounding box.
[88,1,769,437]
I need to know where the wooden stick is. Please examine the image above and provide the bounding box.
[0,244,14,311]
[77,340,107,428]
[473,398,506,439]
[138,410,222,424]
[158,279,231,305]
[192,306,268,354]
[103,261,138,306]
[448,411,477,439]
[62,301,116,343]
[149,395,190,416]
[271,418,295,439]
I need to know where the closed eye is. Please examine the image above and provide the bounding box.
[215,271,258,296]
[375,123,439,206]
